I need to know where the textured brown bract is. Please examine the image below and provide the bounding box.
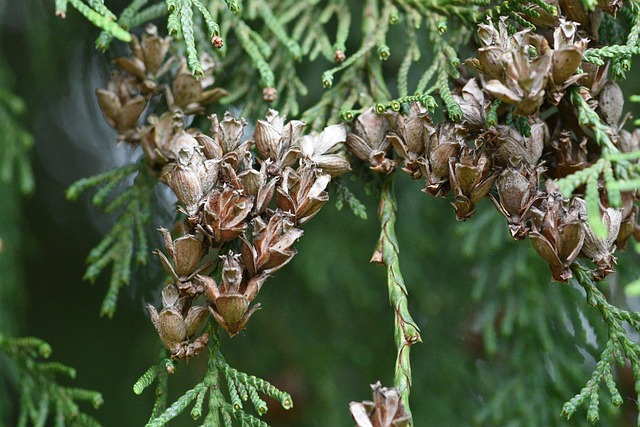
[449,147,497,221]
[422,122,465,197]
[573,198,622,280]
[201,186,253,246]
[597,81,624,128]
[346,107,396,174]
[529,193,585,282]
[154,228,206,293]
[147,284,209,360]
[205,113,249,168]
[243,212,303,277]
[199,254,262,336]
[349,382,410,427]
[141,113,180,167]
[452,78,487,131]
[277,166,330,225]
[548,130,588,178]
[96,74,147,139]
[385,102,435,179]
[597,0,624,16]
[299,124,351,177]
[239,160,279,216]
[490,166,545,240]
[169,54,228,114]
[114,24,173,91]
[473,19,550,115]
[472,17,587,115]
[160,148,219,216]
[487,123,545,167]
[253,109,303,172]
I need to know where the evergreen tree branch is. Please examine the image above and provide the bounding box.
[56,0,131,42]
[138,325,292,426]
[66,163,153,317]
[0,334,103,426]
[370,173,421,425]
[562,263,640,423]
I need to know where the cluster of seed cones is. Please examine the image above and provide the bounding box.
[144,110,349,359]
[96,26,351,359]
[345,7,639,284]
[145,110,350,359]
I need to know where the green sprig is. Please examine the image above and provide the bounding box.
[563,263,640,422]
[235,19,275,88]
[139,326,292,426]
[1,333,103,426]
[257,3,301,60]
[67,163,153,317]
[371,173,421,425]
[62,0,131,42]
[583,45,640,66]
[437,71,461,122]
[333,2,351,54]
[334,179,368,220]
[0,89,34,194]
[133,365,159,395]
[322,39,376,88]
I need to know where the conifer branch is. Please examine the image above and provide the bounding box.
[56,0,131,42]
[138,325,292,426]
[0,334,103,426]
[371,173,421,424]
[0,89,34,194]
[66,163,153,317]
[563,263,640,423]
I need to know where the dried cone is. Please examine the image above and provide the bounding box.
[529,193,585,282]
[346,107,396,174]
[385,102,435,179]
[573,198,622,280]
[489,166,545,239]
[202,185,253,245]
[200,254,262,337]
[146,284,209,359]
[449,147,497,221]
[155,228,205,281]
[299,123,351,177]
[95,73,147,137]
[159,149,219,216]
[242,212,303,279]
[277,165,331,225]
[349,382,410,427]
[253,109,303,172]
[422,122,464,197]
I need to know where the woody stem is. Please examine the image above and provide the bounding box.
[372,172,422,424]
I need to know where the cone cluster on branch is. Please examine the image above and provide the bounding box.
[143,111,348,356]
[345,4,640,284]
[95,26,351,359]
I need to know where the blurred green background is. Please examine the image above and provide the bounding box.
[4,1,640,426]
